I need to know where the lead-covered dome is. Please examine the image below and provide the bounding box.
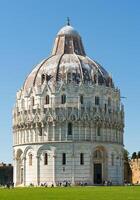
[23,24,114,91]
[57,25,79,36]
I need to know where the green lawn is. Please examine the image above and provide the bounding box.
[0,186,139,200]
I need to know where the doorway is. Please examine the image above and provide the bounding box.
[94,163,102,184]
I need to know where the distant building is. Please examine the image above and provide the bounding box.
[13,22,124,186]
[130,159,140,184]
[0,163,13,185]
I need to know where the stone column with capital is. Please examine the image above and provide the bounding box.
[52,123,55,141]
[36,155,40,186]
[13,157,17,186]
[23,157,26,186]
[52,153,56,185]
[71,144,75,185]
[59,123,62,141]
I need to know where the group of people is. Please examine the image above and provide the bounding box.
[0,182,14,189]
[103,180,112,186]
[40,180,71,187]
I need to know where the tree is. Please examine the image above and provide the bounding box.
[137,151,140,158]
[131,152,137,159]
[124,149,129,161]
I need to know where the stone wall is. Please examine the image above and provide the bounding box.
[14,143,123,186]
[130,159,140,184]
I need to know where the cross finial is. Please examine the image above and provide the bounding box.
[67,17,70,26]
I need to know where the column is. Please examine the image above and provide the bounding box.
[65,121,67,141]
[23,157,26,186]
[91,122,93,141]
[35,124,38,142]
[30,130,33,143]
[23,130,25,143]
[26,130,28,143]
[19,131,21,144]
[13,131,16,145]
[72,122,75,141]
[13,158,16,186]
[106,127,108,142]
[23,130,25,144]
[71,143,75,185]
[33,129,35,143]
[47,122,49,141]
[20,131,23,144]
[52,123,55,141]
[110,127,112,142]
[78,121,80,140]
[17,131,19,144]
[36,155,40,186]
[118,130,120,144]
[94,124,97,141]
[53,152,56,185]
[16,159,20,185]
[42,127,44,142]
[102,126,104,142]
[59,123,62,141]
[84,125,87,140]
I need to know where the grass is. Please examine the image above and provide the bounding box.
[0,186,139,200]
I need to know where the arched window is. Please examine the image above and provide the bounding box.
[111,154,114,166]
[44,153,48,165]
[39,126,42,136]
[68,122,72,135]
[94,150,102,159]
[21,99,25,108]
[46,95,49,104]
[67,72,71,83]
[108,97,111,106]
[94,74,97,84]
[104,104,107,113]
[120,156,122,166]
[62,153,66,165]
[80,95,84,104]
[41,74,45,84]
[61,94,66,104]
[95,96,100,105]
[31,97,34,106]
[109,77,112,86]
[116,130,118,141]
[97,127,101,136]
[80,153,84,165]
[29,154,33,166]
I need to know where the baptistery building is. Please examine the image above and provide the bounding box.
[13,22,124,186]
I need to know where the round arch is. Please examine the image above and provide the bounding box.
[23,146,34,158]
[92,145,108,185]
[37,145,52,157]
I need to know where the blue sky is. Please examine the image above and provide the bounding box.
[0,0,140,162]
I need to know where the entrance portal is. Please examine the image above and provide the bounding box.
[94,163,102,184]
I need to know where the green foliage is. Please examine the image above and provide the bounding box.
[0,187,140,200]
[138,151,140,158]
[124,149,129,161]
[131,152,137,159]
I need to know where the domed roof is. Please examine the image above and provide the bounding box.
[23,24,114,91]
[57,25,80,37]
